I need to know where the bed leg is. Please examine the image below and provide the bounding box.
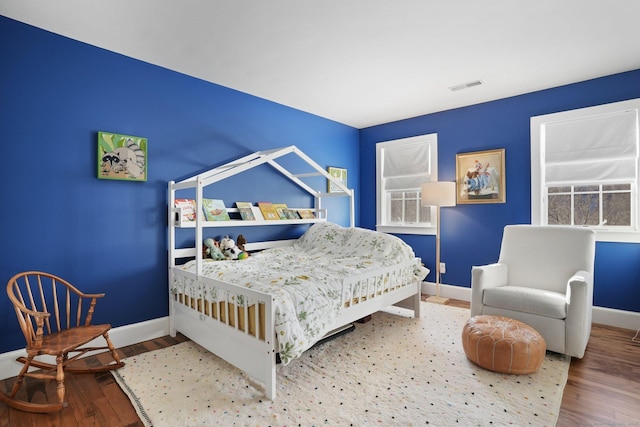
[265,379,276,401]
[356,315,372,323]
[169,298,176,337]
[413,282,422,318]
[264,351,277,401]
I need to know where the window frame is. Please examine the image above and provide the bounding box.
[531,98,640,243]
[376,134,438,235]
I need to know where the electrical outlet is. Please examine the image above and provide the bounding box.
[439,262,446,274]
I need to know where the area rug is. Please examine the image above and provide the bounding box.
[112,303,570,426]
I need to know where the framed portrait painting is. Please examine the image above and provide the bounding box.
[456,148,505,204]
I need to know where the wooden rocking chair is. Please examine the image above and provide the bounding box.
[0,271,125,413]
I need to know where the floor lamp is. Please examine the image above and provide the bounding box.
[421,181,456,305]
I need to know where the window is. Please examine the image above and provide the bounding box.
[376,134,438,235]
[531,98,640,242]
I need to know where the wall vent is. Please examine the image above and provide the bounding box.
[449,80,483,91]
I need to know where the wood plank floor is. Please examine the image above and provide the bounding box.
[1,299,638,426]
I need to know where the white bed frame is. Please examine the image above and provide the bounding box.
[168,146,422,400]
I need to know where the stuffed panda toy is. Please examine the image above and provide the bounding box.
[219,236,248,260]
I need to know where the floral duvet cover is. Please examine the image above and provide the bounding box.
[172,222,428,364]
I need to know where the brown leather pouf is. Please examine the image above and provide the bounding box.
[462,315,546,374]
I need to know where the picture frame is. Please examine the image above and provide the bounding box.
[97,131,148,182]
[327,166,347,193]
[456,148,505,204]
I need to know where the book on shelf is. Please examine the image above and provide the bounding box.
[174,198,197,222]
[235,201,256,220]
[202,198,230,221]
[297,209,316,219]
[251,206,264,221]
[284,209,300,219]
[272,203,289,220]
[257,202,280,220]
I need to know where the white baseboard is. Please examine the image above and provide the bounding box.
[422,281,472,303]
[3,285,638,381]
[0,316,170,381]
[422,281,640,331]
[590,306,640,331]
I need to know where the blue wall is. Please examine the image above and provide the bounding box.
[360,69,640,314]
[0,17,359,353]
[2,15,639,354]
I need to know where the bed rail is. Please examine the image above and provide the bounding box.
[339,258,422,322]
[168,256,423,400]
[169,268,277,399]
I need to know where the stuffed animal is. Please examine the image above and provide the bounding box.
[236,234,247,252]
[203,238,225,261]
[220,236,248,260]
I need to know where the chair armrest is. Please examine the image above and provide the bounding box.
[470,263,508,316]
[565,270,593,358]
[565,270,593,304]
[81,294,106,326]
[13,307,51,349]
[79,292,106,299]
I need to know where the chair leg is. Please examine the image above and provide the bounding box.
[104,331,125,369]
[0,354,66,413]
[9,354,33,398]
[55,354,65,406]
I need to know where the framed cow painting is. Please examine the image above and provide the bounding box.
[456,148,505,204]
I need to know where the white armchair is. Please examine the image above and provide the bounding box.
[471,225,596,358]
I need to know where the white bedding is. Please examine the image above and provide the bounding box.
[172,222,428,364]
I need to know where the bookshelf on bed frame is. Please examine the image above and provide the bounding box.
[169,145,354,265]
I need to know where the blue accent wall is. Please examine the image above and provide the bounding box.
[360,69,640,314]
[0,17,359,353]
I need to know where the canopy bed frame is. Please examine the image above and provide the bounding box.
[168,146,425,400]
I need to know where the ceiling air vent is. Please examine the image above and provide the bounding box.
[449,80,483,91]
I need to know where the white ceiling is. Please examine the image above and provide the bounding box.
[2,1,640,128]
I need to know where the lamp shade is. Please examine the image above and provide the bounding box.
[421,181,456,207]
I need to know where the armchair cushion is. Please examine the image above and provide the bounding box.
[483,286,567,319]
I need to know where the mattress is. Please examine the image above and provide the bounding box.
[171,222,428,363]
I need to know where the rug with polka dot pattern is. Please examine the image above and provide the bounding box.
[113,302,569,426]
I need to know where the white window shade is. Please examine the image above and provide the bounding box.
[382,142,431,190]
[545,110,639,184]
